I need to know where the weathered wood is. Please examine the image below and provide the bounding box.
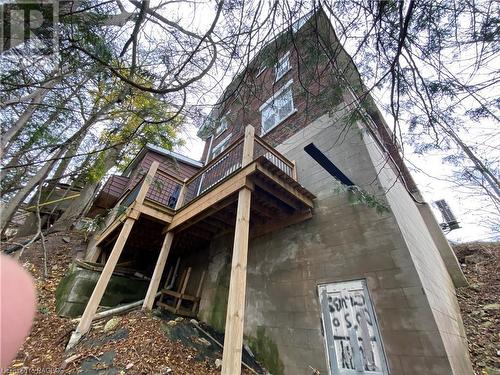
[221,187,252,375]
[75,217,136,335]
[176,267,191,311]
[292,160,298,180]
[142,230,174,310]
[86,246,102,263]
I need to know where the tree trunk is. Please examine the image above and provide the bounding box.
[0,98,116,232]
[0,70,62,158]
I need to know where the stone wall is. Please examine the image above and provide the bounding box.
[198,112,472,374]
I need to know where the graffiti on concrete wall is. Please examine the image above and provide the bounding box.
[318,280,388,375]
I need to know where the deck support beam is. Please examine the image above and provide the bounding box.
[142,230,175,310]
[221,187,252,375]
[74,217,136,335]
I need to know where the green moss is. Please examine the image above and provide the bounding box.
[209,256,231,331]
[247,327,284,375]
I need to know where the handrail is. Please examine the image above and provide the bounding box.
[117,126,298,211]
[254,135,294,169]
[184,136,245,185]
[156,168,185,185]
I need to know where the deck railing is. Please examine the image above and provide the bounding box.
[183,139,244,205]
[125,125,296,211]
[145,170,184,208]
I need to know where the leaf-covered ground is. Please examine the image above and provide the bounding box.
[2,231,253,374]
[454,242,500,375]
[2,231,499,374]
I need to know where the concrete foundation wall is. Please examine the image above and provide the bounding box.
[198,113,472,374]
[362,132,473,375]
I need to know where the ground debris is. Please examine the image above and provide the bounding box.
[3,231,254,374]
[454,242,500,374]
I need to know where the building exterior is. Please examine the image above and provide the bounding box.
[74,8,472,375]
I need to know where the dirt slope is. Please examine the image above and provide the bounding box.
[2,231,499,374]
[2,231,251,374]
[454,242,500,375]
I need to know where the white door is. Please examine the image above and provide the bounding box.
[318,280,389,375]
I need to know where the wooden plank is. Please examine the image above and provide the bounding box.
[242,125,255,166]
[192,271,206,313]
[135,161,159,205]
[253,177,301,211]
[139,202,174,223]
[221,187,251,375]
[93,212,128,247]
[76,217,136,335]
[254,164,314,207]
[169,169,249,230]
[175,267,191,311]
[142,230,174,310]
[292,160,298,180]
[85,246,102,263]
[175,180,188,209]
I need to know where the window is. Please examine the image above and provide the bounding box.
[318,280,389,375]
[275,52,291,81]
[211,133,231,158]
[260,80,296,134]
[215,117,228,138]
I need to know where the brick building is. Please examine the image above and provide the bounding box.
[73,8,473,375]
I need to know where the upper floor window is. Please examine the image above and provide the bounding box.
[211,133,231,158]
[275,52,291,81]
[215,117,228,138]
[260,80,296,135]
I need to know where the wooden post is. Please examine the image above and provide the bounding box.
[75,217,136,335]
[291,160,298,180]
[135,161,160,205]
[221,187,252,375]
[142,230,175,310]
[175,180,187,210]
[242,125,255,167]
[175,267,191,311]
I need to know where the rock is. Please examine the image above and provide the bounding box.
[125,363,134,370]
[166,320,177,326]
[215,358,222,369]
[483,303,500,311]
[62,236,71,243]
[175,316,184,322]
[187,355,192,360]
[103,317,121,332]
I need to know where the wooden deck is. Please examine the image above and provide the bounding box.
[75,126,315,374]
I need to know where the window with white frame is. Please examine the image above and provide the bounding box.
[260,80,296,134]
[275,52,291,81]
[211,133,231,158]
[215,117,228,138]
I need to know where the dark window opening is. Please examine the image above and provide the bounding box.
[304,143,355,186]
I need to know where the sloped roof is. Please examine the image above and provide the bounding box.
[123,143,203,176]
